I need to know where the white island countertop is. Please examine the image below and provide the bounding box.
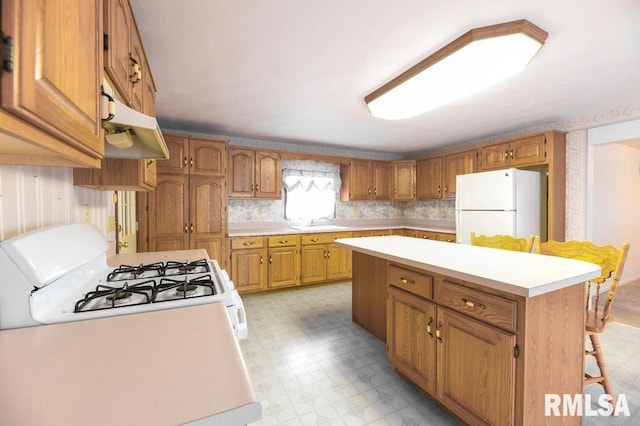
[336,235,601,297]
[0,303,261,426]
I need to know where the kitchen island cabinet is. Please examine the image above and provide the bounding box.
[337,235,600,426]
[0,303,261,425]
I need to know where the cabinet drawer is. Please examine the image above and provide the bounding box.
[267,235,299,247]
[388,264,433,300]
[231,236,265,250]
[437,281,516,331]
[301,232,353,245]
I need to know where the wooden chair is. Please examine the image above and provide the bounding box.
[534,239,630,398]
[470,232,536,252]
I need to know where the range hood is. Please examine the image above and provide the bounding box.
[101,82,169,160]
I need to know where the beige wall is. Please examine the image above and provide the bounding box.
[0,166,116,256]
[589,142,640,283]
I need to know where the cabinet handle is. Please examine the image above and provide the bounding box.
[278,240,287,244]
[368,188,372,195]
[250,183,254,191]
[436,321,443,343]
[326,250,331,258]
[311,238,319,242]
[184,223,188,233]
[269,255,273,264]
[509,149,514,159]
[260,255,263,265]
[129,56,142,84]
[184,157,188,167]
[100,88,116,125]
[422,235,431,239]
[146,159,154,167]
[436,185,441,194]
[427,317,434,338]
[255,184,259,191]
[190,157,194,167]
[443,185,448,193]
[373,188,377,196]
[190,223,194,233]
[242,241,255,246]
[462,298,486,310]
[503,150,509,160]
[400,277,415,285]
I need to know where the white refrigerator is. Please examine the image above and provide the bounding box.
[455,168,544,245]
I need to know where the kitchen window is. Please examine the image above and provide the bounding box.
[283,161,341,223]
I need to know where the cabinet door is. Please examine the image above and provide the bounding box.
[268,247,299,288]
[104,0,132,103]
[129,24,144,112]
[157,134,188,174]
[231,249,267,292]
[371,161,391,200]
[148,174,189,251]
[392,160,416,200]
[479,142,510,171]
[436,308,515,425]
[190,138,227,176]
[326,244,351,281]
[348,160,372,200]
[416,157,442,200]
[2,0,103,158]
[142,55,156,116]
[189,176,226,252]
[387,286,437,394]
[255,151,281,199]
[228,148,255,197]
[509,134,546,167]
[414,230,437,240]
[442,150,477,200]
[300,245,328,283]
[436,233,456,243]
[142,159,157,188]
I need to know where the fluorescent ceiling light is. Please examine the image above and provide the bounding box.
[365,20,548,120]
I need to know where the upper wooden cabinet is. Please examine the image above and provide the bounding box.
[479,134,546,171]
[392,160,416,200]
[74,157,157,191]
[158,133,227,176]
[416,157,442,200]
[441,149,477,200]
[340,160,391,201]
[228,147,282,199]
[416,149,476,200]
[0,0,103,168]
[104,0,155,114]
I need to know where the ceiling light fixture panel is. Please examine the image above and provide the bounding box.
[365,19,548,120]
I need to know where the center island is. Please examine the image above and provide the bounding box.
[335,235,601,426]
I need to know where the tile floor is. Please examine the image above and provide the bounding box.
[239,282,640,425]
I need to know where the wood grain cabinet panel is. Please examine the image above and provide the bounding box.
[416,157,443,200]
[387,286,437,395]
[0,0,103,167]
[436,308,515,425]
[340,160,391,201]
[392,160,416,200]
[231,248,267,292]
[441,150,477,199]
[228,147,281,199]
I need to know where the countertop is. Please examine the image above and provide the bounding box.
[0,303,262,426]
[227,219,456,237]
[336,235,601,297]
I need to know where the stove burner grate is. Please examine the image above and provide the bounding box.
[107,262,164,281]
[74,280,156,312]
[153,275,217,302]
[164,259,210,276]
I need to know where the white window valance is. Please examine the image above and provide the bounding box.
[282,161,341,222]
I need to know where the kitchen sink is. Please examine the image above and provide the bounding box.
[288,224,348,231]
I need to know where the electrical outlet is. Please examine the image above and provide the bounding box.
[258,206,264,214]
[351,206,359,214]
[83,204,90,223]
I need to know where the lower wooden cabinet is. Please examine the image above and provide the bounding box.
[387,266,516,425]
[406,229,457,243]
[300,232,353,284]
[230,237,267,292]
[266,235,300,288]
[73,158,157,190]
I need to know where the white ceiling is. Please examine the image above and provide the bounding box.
[130,0,640,155]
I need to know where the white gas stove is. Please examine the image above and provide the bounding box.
[0,224,247,339]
